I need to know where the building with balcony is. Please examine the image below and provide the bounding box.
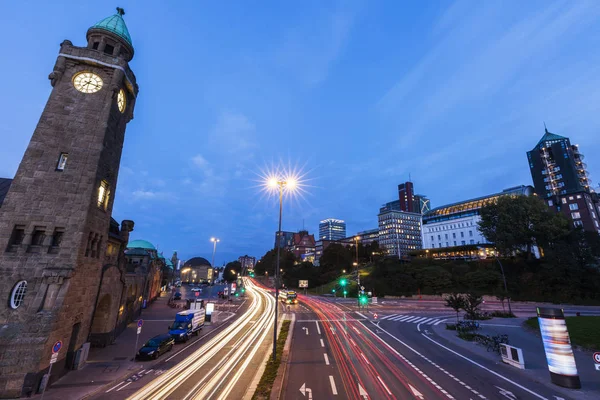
[421,186,534,250]
[319,218,346,241]
[527,127,600,232]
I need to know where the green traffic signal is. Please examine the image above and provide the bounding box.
[340,278,347,286]
[343,290,347,295]
[332,289,336,293]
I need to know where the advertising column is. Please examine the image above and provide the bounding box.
[536,307,580,389]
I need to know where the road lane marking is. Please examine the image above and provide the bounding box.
[324,353,330,365]
[315,321,321,335]
[409,384,425,399]
[390,315,406,321]
[117,381,132,391]
[356,312,367,319]
[362,321,454,399]
[420,318,434,324]
[377,376,392,395]
[380,314,396,320]
[329,375,338,395]
[434,319,447,325]
[320,339,325,347]
[360,352,370,365]
[420,333,547,400]
[403,316,419,322]
[106,381,127,393]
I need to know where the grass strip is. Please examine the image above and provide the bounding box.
[252,320,291,400]
[525,316,600,350]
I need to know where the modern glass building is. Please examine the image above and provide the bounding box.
[377,201,422,258]
[319,218,346,241]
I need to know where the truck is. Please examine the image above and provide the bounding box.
[168,309,205,342]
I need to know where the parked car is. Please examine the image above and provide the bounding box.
[136,334,174,360]
[173,291,182,300]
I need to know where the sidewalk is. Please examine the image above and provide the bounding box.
[31,292,181,400]
[432,317,600,399]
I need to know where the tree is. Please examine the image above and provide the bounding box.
[478,195,569,258]
[255,248,296,277]
[463,293,484,320]
[224,261,241,282]
[444,293,465,323]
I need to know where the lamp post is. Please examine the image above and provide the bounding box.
[354,236,360,287]
[267,176,297,362]
[210,237,220,274]
[494,250,512,315]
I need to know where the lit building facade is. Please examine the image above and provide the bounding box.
[527,128,600,232]
[377,201,422,257]
[238,255,256,272]
[422,186,534,249]
[319,218,346,241]
[339,228,380,246]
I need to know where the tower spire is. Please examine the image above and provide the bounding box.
[544,121,548,133]
[116,7,125,16]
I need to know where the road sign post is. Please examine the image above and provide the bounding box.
[133,319,143,361]
[40,341,62,399]
[594,352,600,371]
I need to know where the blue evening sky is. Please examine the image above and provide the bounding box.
[1,1,599,265]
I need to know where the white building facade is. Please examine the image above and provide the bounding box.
[422,186,534,250]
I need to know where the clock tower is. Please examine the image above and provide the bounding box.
[0,8,138,397]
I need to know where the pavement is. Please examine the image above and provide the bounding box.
[31,283,228,400]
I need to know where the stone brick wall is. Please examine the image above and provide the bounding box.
[0,35,137,398]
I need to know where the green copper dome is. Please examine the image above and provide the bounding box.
[127,240,156,250]
[91,8,132,46]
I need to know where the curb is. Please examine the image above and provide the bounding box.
[270,314,295,400]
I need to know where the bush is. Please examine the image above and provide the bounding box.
[490,311,516,318]
[457,332,481,341]
[445,323,457,330]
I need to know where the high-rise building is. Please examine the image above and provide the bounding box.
[527,127,600,232]
[398,182,415,213]
[319,218,346,241]
[422,186,534,249]
[238,255,256,272]
[0,9,138,396]
[377,201,422,258]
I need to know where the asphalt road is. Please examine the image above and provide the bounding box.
[96,280,273,400]
[284,295,591,399]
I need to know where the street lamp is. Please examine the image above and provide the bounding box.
[210,237,220,273]
[266,175,298,362]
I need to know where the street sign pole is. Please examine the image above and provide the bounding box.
[133,320,143,361]
[41,341,62,400]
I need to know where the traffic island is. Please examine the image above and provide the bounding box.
[251,320,292,400]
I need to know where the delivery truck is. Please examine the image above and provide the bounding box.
[168,309,205,342]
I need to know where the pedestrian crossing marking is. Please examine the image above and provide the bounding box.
[377,314,450,325]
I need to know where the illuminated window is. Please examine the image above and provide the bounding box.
[10,280,27,309]
[561,198,567,204]
[569,203,578,211]
[97,180,110,210]
[56,153,68,171]
[117,89,126,113]
[571,212,581,219]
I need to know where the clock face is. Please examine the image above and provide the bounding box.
[73,72,103,93]
[117,89,126,113]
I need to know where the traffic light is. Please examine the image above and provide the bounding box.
[241,288,246,293]
[340,278,347,286]
[235,292,239,297]
[343,290,347,296]
[331,289,336,293]
[359,294,368,305]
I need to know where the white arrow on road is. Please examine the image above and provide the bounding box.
[409,384,424,399]
[358,383,369,399]
[302,327,309,335]
[495,385,517,399]
[300,383,313,399]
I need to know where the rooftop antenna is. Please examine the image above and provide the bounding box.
[544,121,548,133]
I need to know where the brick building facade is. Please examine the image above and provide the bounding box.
[0,9,141,397]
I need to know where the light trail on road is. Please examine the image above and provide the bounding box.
[127,279,275,400]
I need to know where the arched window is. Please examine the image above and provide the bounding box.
[10,281,28,309]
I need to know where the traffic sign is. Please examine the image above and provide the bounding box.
[49,353,58,364]
[594,352,600,364]
[299,280,308,288]
[194,291,200,297]
[137,319,144,328]
[360,286,365,291]
[137,327,142,334]
[52,340,62,354]
[374,313,378,319]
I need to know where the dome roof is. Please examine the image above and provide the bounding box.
[127,240,156,250]
[89,8,132,46]
[184,257,212,267]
